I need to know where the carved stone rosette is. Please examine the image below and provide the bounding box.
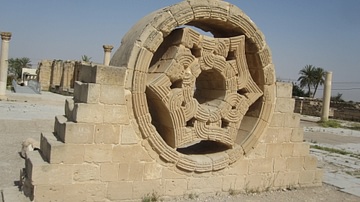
[110,0,276,172]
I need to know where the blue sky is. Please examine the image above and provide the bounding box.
[1,0,359,101]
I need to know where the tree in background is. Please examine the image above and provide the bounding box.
[81,55,92,63]
[292,82,307,97]
[297,64,325,98]
[331,93,344,102]
[8,57,32,79]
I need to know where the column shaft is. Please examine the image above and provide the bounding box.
[0,32,12,96]
[321,71,332,121]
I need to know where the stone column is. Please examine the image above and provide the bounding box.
[0,32,12,96]
[321,71,332,122]
[102,45,113,66]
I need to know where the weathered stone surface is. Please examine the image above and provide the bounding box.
[23,1,321,201]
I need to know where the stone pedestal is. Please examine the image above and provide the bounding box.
[0,32,12,96]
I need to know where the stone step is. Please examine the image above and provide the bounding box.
[1,187,31,202]
[40,132,85,164]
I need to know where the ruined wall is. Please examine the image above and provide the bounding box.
[22,1,322,201]
[37,60,53,91]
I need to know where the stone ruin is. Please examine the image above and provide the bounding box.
[20,0,322,201]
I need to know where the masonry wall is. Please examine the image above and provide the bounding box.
[22,64,321,202]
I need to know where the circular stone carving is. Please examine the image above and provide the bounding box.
[110,0,276,172]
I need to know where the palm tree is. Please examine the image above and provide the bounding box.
[312,67,325,98]
[297,65,326,98]
[297,65,315,97]
[81,55,92,63]
[8,57,32,79]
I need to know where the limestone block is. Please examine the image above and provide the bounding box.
[107,181,133,201]
[74,81,100,104]
[274,157,287,172]
[84,144,113,163]
[63,183,107,202]
[118,163,129,180]
[72,164,100,182]
[188,177,223,192]
[128,163,145,181]
[276,82,293,98]
[100,84,126,105]
[112,145,153,163]
[141,26,164,53]
[162,168,187,179]
[103,104,130,124]
[134,48,154,72]
[246,142,266,158]
[73,103,104,123]
[40,132,85,164]
[273,172,299,188]
[100,163,119,182]
[281,143,295,157]
[291,128,304,142]
[64,99,75,121]
[265,143,282,158]
[258,47,272,67]
[121,123,140,145]
[225,160,249,175]
[286,157,304,172]
[248,158,273,174]
[165,179,187,196]
[304,155,318,170]
[263,127,292,143]
[292,143,310,157]
[81,65,127,85]
[55,119,95,144]
[188,0,211,19]
[94,124,120,144]
[33,185,64,202]
[274,98,295,113]
[133,180,163,199]
[144,163,162,180]
[284,113,300,128]
[244,174,266,191]
[168,1,194,25]
[314,168,323,185]
[299,170,315,185]
[26,152,72,185]
[269,113,285,127]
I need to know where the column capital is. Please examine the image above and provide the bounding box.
[1,32,12,41]
[102,45,114,52]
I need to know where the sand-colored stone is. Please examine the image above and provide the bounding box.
[19,0,321,201]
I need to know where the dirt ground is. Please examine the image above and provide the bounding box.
[1,91,359,201]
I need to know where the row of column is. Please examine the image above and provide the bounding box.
[0,32,114,96]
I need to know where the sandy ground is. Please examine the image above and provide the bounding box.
[1,91,360,201]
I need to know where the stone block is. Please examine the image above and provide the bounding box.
[144,163,162,180]
[284,113,300,128]
[55,120,95,144]
[276,82,293,98]
[293,143,310,156]
[263,127,292,143]
[133,180,163,199]
[84,144,113,163]
[118,163,129,180]
[314,168,323,184]
[81,65,126,85]
[165,179,187,196]
[107,181,133,201]
[249,158,273,174]
[281,143,294,157]
[188,177,222,192]
[225,160,249,175]
[26,152,72,185]
[40,132,85,164]
[33,185,64,202]
[64,98,75,121]
[275,98,295,113]
[274,157,287,172]
[94,124,120,144]
[265,143,282,158]
[72,164,100,182]
[100,163,119,182]
[299,170,315,185]
[128,163,145,181]
[73,103,104,123]
[269,113,285,127]
[63,183,107,202]
[304,155,318,170]
[100,84,126,105]
[121,123,140,145]
[113,145,153,163]
[247,143,266,158]
[103,105,129,124]
[273,172,299,188]
[286,157,304,172]
[74,81,101,104]
[291,128,304,142]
